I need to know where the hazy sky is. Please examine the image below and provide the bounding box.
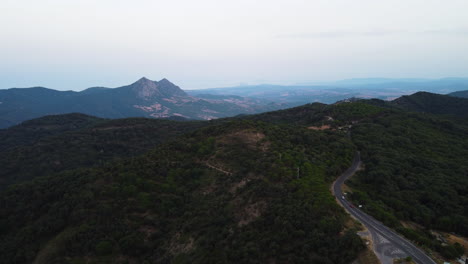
[1,0,468,90]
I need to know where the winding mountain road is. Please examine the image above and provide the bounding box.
[333,152,437,264]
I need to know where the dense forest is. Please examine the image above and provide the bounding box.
[348,110,468,258]
[0,118,364,263]
[246,100,468,259]
[0,113,103,152]
[0,114,206,190]
[1,94,467,263]
[391,91,468,118]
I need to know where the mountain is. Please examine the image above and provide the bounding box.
[4,77,468,129]
[330,78,432,86]
[330,77,468,89]
[0,78,285,128]
[448,90,468,98]
[391,91,468,118]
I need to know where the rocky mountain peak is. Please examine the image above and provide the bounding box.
[136,76,153,83]
[130,77,187,99]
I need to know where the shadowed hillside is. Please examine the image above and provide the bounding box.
[0,119,363,264]
[449,90,468,98]
[0,114,207,189]
[391,91,468,118]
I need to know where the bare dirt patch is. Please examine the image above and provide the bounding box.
[307,125,331,130]
[204,162,232,175]
[344,217,363,231]
[138,225,157,241]
[400,221,424,230]
[229,172,259,194]
[237,200,267,227]
[218,130,269,151]
[443,232,468,254]
[354,247,381,264]
[341,184,353,195]
[169,233,195,255]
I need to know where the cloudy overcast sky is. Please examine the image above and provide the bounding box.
[1,0,468,90]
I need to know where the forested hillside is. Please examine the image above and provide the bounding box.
[0,113,103,152]
[391,91,468,118]
[449,90,468,98]
[245,101,468,259]
[0,118,364,264]
[348,111,468,258]
[0,115,206,189]
[1,95,467,263]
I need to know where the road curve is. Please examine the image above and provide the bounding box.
[333,152,437,264]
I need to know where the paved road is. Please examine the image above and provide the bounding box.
[333,152,437,264]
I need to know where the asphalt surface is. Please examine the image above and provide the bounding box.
[333,152,437,264]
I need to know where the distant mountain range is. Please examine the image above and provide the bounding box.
[0,77,285,128]
[2,77,468,129]
[188,78,468,105]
